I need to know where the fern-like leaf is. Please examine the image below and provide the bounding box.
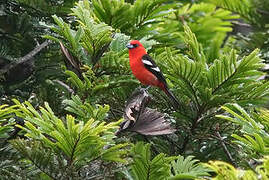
[205,160,257,179]
[217,104,269,157]
[170,155,211,179]
[130,142,174,180]
[207,0,257,24]
[10,139,64,179]
[12,100,128,166]
[63,95,110,122]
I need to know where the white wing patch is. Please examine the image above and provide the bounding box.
[151,67,160,72]
[142,57,161,72]
[142,59,153,66]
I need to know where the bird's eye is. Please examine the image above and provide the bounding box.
[133,44,139,47]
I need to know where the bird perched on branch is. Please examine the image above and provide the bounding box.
[126,40,180,109]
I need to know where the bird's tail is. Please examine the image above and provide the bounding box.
[161,85,180,110]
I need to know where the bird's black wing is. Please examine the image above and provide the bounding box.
[141,54,167,85]
[142,54,180,109]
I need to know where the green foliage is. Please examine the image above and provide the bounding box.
[64,69,94,96]
[2,0,269,179]
[0,6,36,57]
[15,0,76,15]
[205,156,269,180]
[0,0,68,108]
[13,99,127,162]
[44,1,139,106]
[144,24,269,162]
[44,15,88,64]
[205,160,256,180]
[124,143,211,180]
[43,0,269,167]
[162,25,268,116]
[129,142,174,180]
[91,0,174,38]
[155,2,239,59]
[44,2,114,65]
[0,104,20,139]
[64,66,138,104]
[4,99,129,178]
[91,0,131,29]
[98,50,130,74]
[206,0,256,24]
[10,139,64,179]
[205,0,269,62]
[63,95,110,122]
[170,155,211,180]
[217,104,269,158]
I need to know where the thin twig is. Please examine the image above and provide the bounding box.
[69,134,81,166]
[180,104,208,153]
[53,79,74,94]
[215,128,237,167]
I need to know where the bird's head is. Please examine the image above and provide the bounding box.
[126,40,146,55]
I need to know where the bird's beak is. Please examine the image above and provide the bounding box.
[126,43,135,49]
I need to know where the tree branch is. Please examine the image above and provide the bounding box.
[0,40,51,75]
[14,40,51,63]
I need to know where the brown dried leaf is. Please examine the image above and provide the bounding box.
[118,88,176,136]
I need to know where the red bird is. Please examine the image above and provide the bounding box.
[126,40,180,109]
